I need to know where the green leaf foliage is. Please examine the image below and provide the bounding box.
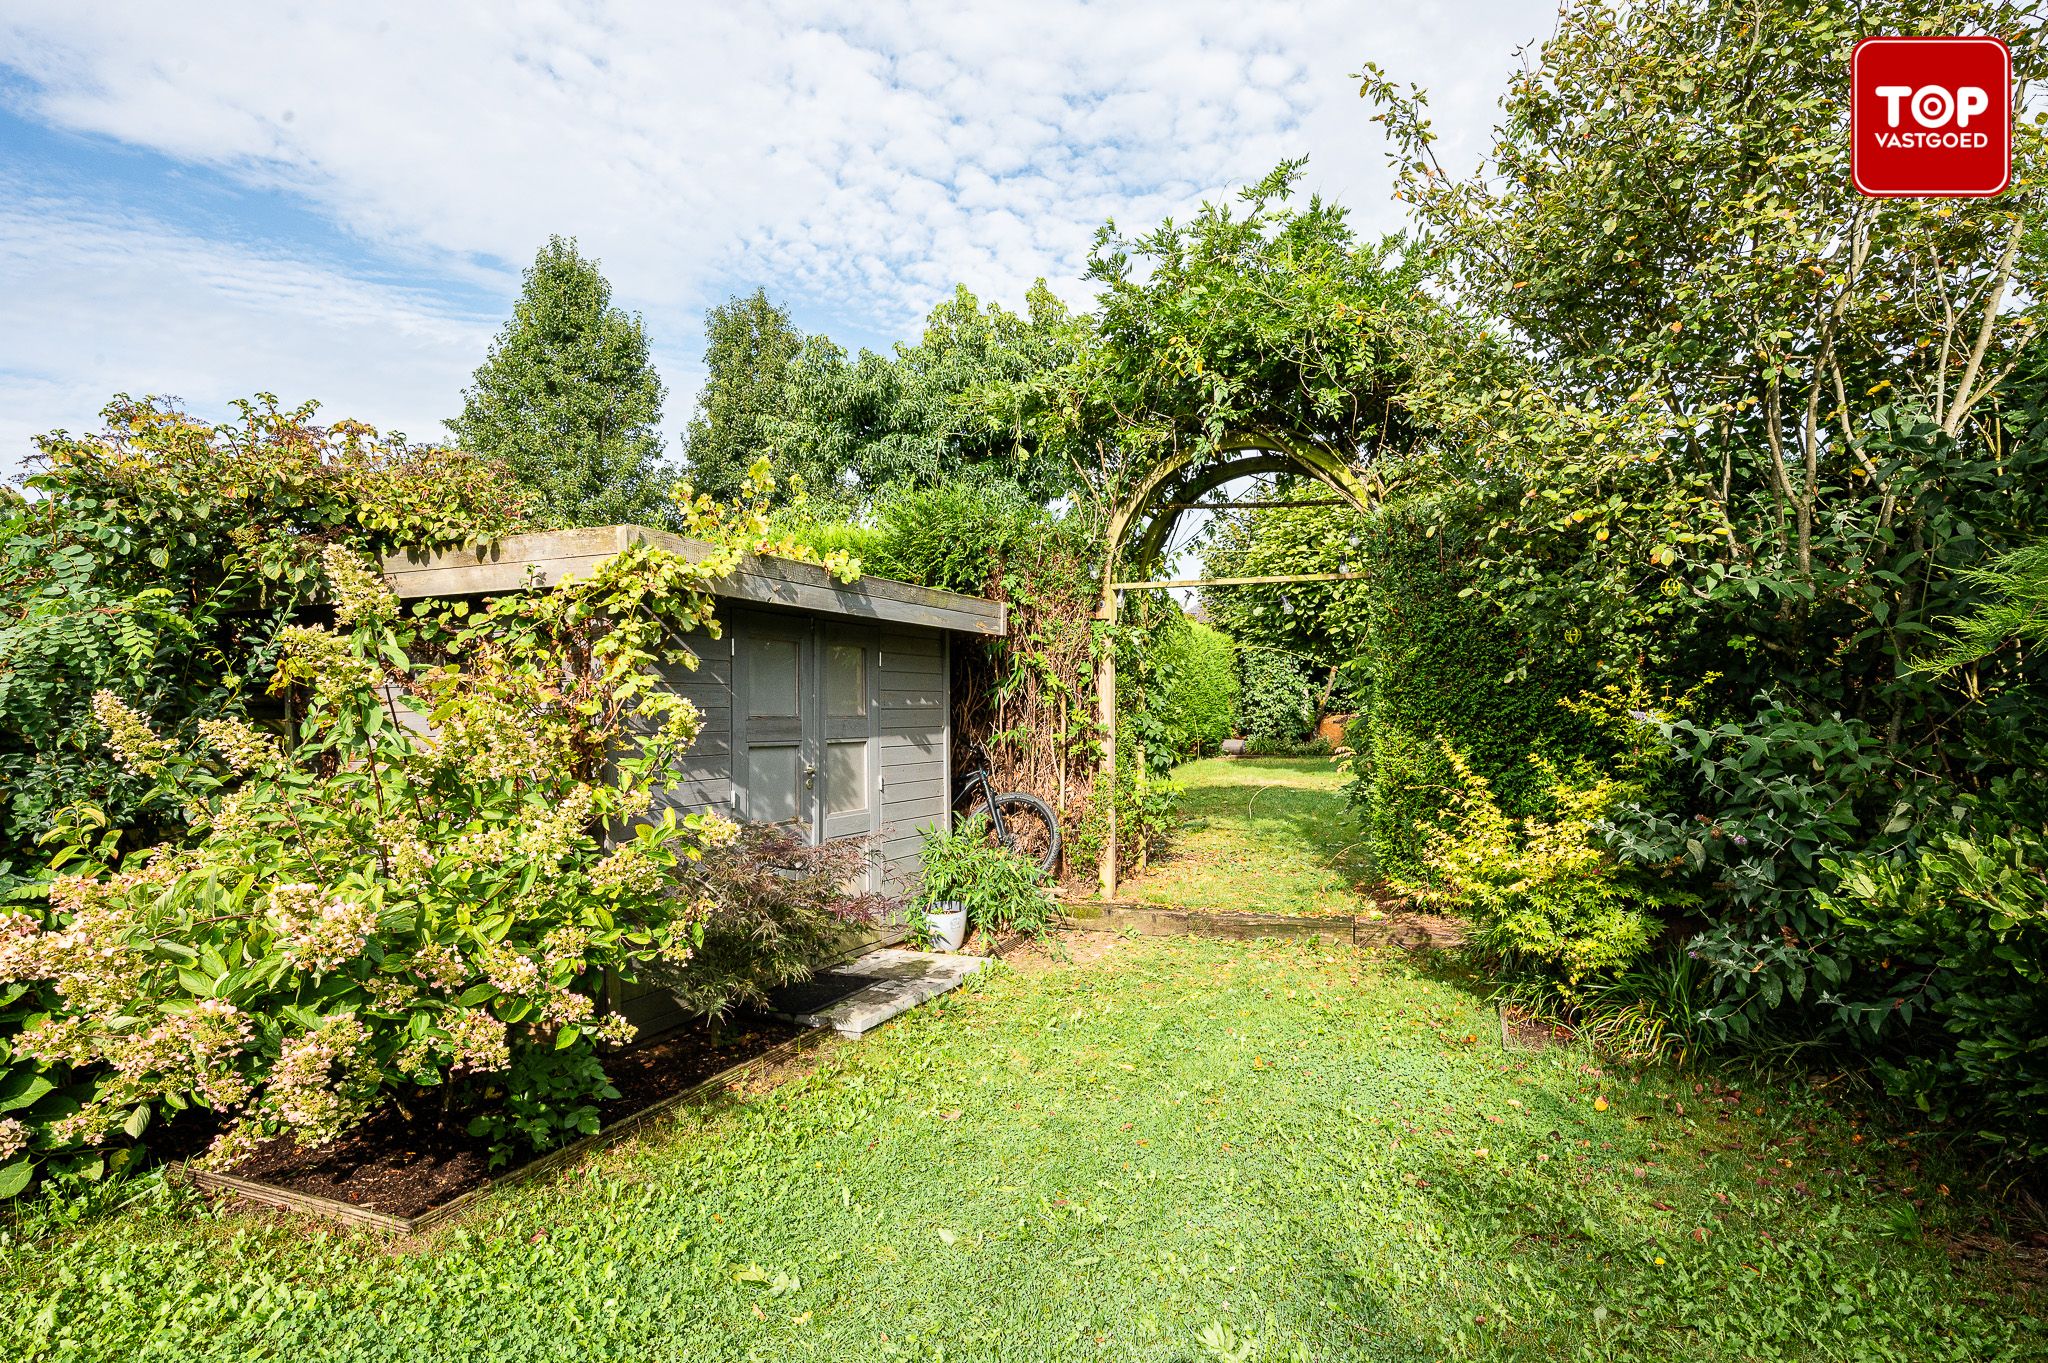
[1234,646,1314,748]
[914,814,1054,939]
[0,395,533,880]
[448,235,673,528]
[679,289,805,503]
[686,283,1080,512]
[1150,618,1238,760]
[1354,0,2048,1159]
[1816,820,2048,1157]
[1343,496,1598,882]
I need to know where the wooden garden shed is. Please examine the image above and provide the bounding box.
[379,525,1006,901]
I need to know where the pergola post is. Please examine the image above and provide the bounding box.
[1095,571,1119,900]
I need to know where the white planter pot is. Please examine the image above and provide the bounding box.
[1221,738,1247,756]
[925,902,968,953]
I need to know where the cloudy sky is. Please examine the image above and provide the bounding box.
[0,1,1558,480]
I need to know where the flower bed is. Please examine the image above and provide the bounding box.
[186,1017,823,1231]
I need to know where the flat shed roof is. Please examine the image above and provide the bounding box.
[379,525,1006,637]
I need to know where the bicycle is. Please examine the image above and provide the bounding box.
[952,742,1062,875]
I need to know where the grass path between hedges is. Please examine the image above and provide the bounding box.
[3,935,2042,1362]
[1119,756,1378,917]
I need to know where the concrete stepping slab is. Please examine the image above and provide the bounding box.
[776,948,988,1036]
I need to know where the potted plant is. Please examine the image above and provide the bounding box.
[915,814,1052,950]
[913,822,977,951]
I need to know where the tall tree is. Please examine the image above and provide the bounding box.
[773,283,1083,509]
[449,236,672,527]
[680,289,804,502]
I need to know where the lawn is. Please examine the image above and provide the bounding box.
[3,936,2040,1362]
[1120,756,1377,917]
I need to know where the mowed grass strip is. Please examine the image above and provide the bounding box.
[2,936,2040,1362]
[1122,756,1374,917]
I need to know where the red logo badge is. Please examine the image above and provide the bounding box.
[1852,37,2011,197]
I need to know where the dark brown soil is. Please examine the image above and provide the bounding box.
[1500,1004,1573,1050]
[211,1016,804,1220]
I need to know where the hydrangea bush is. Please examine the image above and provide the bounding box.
[0,460,860,1178]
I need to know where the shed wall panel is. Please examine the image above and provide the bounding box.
[655,635,736,820]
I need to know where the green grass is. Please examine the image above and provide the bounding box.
[1124,756,1374,916]
[3,936,2039,1362]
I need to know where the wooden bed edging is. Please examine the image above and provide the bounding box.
[1056,901,1461,951]
[1059,901,1360,945]
[183,1026,833,1234]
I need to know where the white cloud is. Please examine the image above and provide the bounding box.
[0,193,495,469]
[0,0,1556,474]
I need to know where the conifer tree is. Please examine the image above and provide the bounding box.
[449,236,671,527]
[680,288,802,502]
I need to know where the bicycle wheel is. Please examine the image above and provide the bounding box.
[988,791,1061,876]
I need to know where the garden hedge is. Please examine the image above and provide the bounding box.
[1348,495,1597,881]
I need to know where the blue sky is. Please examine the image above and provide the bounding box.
[0,1,1556,481]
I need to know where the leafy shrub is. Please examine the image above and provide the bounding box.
[0,395,532,891]
[1344,496,1599,883]
[915,815,1053,938]
[3,544,723,1170]
[1514,949,1717,1068]
[466,1037,618,1168]
[1066,773,1181,883]
[1152,617,1239,759]
[1407,745,1658,1000]
[0,464,862,1180]
[0,980,102,1196]
[1601,699,1887,1042]
[769,516,890,578]
[1815,823,2048,1159]
[867,482,1054,594]
[1917,537,2048,674]
[1236,645,1314,746]
[0,397,536,1193]
[1243,736,1332,758]
[1200,503,1372,698]
[637,823,888,1019]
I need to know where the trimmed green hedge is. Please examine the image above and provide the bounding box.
[1348,496,1597,881]
[1155,617,1240,758]
[1237,644,1315,745]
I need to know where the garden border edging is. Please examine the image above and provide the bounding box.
[1058,900,1462,950]
[178,1025,833,1234]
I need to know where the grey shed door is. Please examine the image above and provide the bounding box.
[736,617,814,829]
[733,613,882,851]
[819,624,880,842]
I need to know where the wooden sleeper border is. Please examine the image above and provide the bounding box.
[180,1026,833,1234]
[1060,901,1363,946]
[1057,900,1462,950]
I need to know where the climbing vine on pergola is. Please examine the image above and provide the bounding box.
[1020,162,1434,893]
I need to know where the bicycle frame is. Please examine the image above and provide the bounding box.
[952,760,1013,845]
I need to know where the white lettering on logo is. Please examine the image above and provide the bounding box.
[1876,83,1992,129]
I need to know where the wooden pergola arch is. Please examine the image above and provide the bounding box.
[1091,434,1378,897]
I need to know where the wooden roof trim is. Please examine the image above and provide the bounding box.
[379,525,1007,637]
